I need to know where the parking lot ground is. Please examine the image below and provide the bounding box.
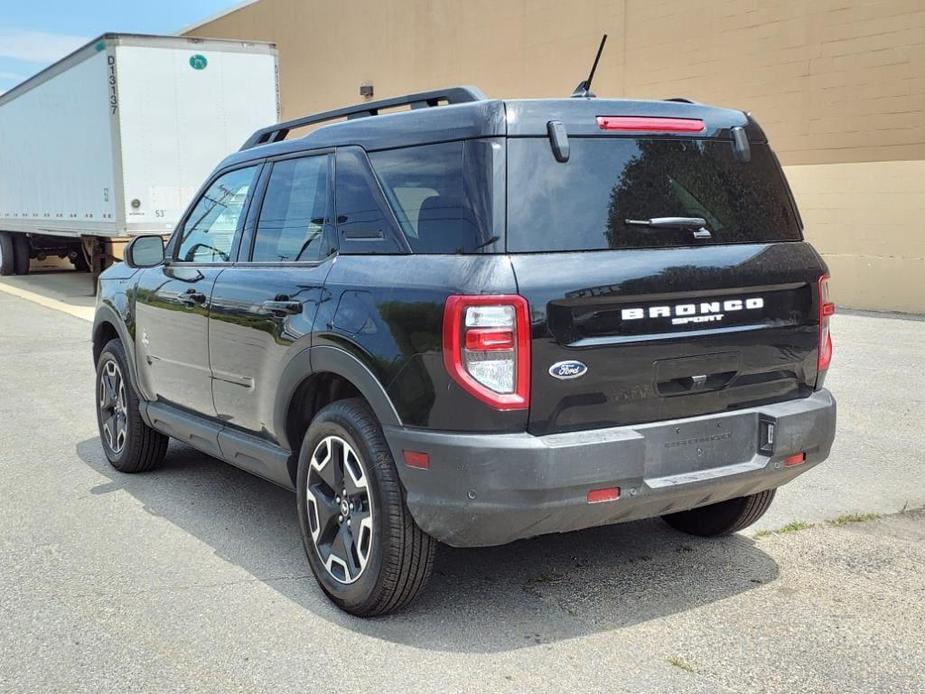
[0,269,95,321]
[1,277,924,693]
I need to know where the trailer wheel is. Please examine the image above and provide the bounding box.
[72,248,90,272]
[0,233,14,276]
[12,235,30,275]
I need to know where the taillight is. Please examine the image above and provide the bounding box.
[596,116,705,133]
[443,295,531,410]
[817,274,835,373]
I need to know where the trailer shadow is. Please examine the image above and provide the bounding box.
[76,437,779,654]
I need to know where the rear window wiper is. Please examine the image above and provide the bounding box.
[624,217,712,239]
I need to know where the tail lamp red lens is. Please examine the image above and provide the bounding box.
[443,295,531,410]
[465,328,516,351]
[817,274,835,372]
[597,116,705,133]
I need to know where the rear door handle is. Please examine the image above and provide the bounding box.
[262,300,303,316]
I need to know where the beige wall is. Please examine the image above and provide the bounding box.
[785,160,925,313]
[186,0,925,313]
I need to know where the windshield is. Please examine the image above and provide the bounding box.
[507,138,802,252]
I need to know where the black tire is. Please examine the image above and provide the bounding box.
[661,489,776,537]
[0,232,13,276]
[95,338,168,473]
[72,247,90,272]
[296,398,436,616]
[12,235,30,275]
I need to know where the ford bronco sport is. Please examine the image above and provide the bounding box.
[93,86,836,616]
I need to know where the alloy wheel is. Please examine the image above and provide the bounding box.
[305,435,374,584]
[99,359,128,454]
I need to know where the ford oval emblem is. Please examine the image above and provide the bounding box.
[549,360,588,380]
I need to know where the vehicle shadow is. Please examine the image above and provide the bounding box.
[76,437,779,654]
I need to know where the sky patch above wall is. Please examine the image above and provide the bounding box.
[0,0,238,94]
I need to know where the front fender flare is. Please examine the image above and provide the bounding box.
[92,303,146,399]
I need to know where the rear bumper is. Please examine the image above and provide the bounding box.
[384,390,836,547]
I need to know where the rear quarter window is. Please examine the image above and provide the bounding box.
[369,139,504,254]
[507,138,802,252]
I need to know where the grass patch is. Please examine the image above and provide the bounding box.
[755,513,884,539]
[666,656,697,673]
[754,520,814,538]
[777,520,815,533]
[827,512,881,527]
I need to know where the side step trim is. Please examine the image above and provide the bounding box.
[141,401,295,492]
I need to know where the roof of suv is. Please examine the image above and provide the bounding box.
[219,87,758,171]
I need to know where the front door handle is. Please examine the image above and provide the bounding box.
[262,299,303,316]
[180,289,207,305]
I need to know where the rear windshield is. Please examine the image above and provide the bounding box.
[507,138,802,252]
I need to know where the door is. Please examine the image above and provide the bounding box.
[209,152,335,439]
[135,164,260,416]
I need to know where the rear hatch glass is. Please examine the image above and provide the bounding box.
[507,138,801,252]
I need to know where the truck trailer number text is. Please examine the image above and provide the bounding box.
[107,55,119,115]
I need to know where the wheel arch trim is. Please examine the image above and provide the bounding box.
[92,305,146,399]
[274,344,403,452]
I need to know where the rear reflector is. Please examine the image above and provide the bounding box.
[597,116,705,133]
[403,450,430,470]
[784,452,806,467]
[587,487,621,504]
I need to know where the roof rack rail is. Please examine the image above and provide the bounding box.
[240,85,487,150]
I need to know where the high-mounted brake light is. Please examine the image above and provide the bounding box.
[596,116,705,133]
[817,274,835,374]
[443,295,531,410]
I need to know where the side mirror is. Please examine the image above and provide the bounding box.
[124,235,165,268]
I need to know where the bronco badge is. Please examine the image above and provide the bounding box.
[549,360,588,380]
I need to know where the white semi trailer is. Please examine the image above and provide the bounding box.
[0,33,278,275]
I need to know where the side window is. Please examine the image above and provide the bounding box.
[252,155,332,262]
[334,148,403,254]
[176,166,258,263]
[368,140,500,254]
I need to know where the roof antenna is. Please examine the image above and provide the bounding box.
[571,34,608,98]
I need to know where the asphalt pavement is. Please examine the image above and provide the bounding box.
[1,273,923,693]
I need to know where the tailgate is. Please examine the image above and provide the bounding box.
[512,243,825,435]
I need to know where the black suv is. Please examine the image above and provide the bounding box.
[93,86,836,616]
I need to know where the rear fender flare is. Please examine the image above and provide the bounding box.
[274,345,403,451]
